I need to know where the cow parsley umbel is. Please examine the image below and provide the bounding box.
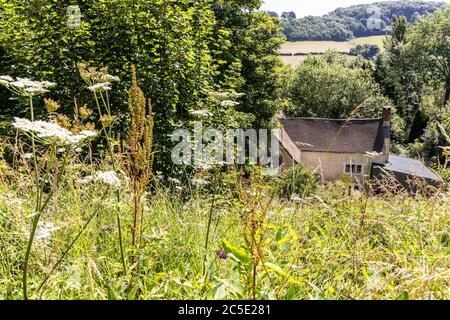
[0,76,55,97]
[12,118,97,146]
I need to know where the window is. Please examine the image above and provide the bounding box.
[345,164,363,175]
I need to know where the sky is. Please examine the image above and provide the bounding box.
[261,0,450,17]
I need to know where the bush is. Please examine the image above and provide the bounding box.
[349,44,380,59]
[273,164,319,199]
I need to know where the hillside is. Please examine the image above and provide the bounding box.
[280,0,448,41]
[278,35,386,67]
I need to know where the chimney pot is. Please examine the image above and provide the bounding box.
[383,106,392,122]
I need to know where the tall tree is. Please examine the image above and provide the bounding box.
[374,15,422,141]
[409,7,450,106]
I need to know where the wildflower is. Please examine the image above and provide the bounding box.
[220,100,240,107]
[216,249,228,260]
[100,115,116,126]
[44,98,60,113]
[290,194,302,202]
[55,114,71,129]
[77,63,120,86]
[192,178,209,186]
[100,74,120,83]
[168,177,181,184]
[12,117,97,146]
[88,82,111,92]
[0,76,56,96]
[79,105,93,119]
[0,75,14,82]
[69,130,97,144]
[206,91,245,99]
[189,109,212,118]
[25,222,60,240]
[81,170,121,188]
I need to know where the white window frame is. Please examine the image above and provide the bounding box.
[343,163,364,176]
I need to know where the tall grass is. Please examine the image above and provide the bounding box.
[0,164,448,299]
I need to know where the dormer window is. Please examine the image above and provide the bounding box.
[345,164,362,175]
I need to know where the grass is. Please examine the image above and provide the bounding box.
[1,163,449,300]
[349,35,386,47]
[278,35,386,67]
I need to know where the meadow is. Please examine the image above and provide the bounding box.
[1,153,449,299]
[278,36,386,67]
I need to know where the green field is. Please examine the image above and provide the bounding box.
[279,36,386,67]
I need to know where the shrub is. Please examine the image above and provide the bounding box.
[273,164,319,199]
[349,44,380,60]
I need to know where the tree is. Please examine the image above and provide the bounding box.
[409,7,450,105]
[374,15,422,142]
[287,56,393,119]
[211,1,284,127]
[349,44,380,59]
[281,11,296,20]
[0,0,284,171]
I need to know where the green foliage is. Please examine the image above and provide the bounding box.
[1,167,449,299]
[280,0,447,41]
[349,44,380,60]
[409,7,450,105]
[286,55,392,119]
[273,164,318,199]
[375,8,450,159]
[374,15,421,140]
[0,0,284,173]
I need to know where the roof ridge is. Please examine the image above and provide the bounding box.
[282,117,382,122]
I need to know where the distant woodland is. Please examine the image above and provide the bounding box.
[275,0,448,41]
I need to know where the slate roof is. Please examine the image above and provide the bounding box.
[278,117,385,153]
[373,155,440,182]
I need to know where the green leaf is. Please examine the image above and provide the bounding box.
[222,239,249,263]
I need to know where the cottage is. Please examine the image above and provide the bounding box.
[275,107,440,188]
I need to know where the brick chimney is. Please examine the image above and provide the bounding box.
[381,106,391,163]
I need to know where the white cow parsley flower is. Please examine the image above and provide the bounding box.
[192,178,210,186]
[25,222,61,240]
[12,118,97,146]
[168,177,181,184]
[0,76,56,96]
[100,74,120,83]
[88,82,111,92]
[189,109,213,118]
[220,100,240,107]
[0,75,14,82]
[81,170,121,188]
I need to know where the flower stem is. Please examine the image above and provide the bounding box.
[22,146,69,300]
[203,181,218,277]
[36,188,110,293]
[93,92,127,275]
[23,96,40,300]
